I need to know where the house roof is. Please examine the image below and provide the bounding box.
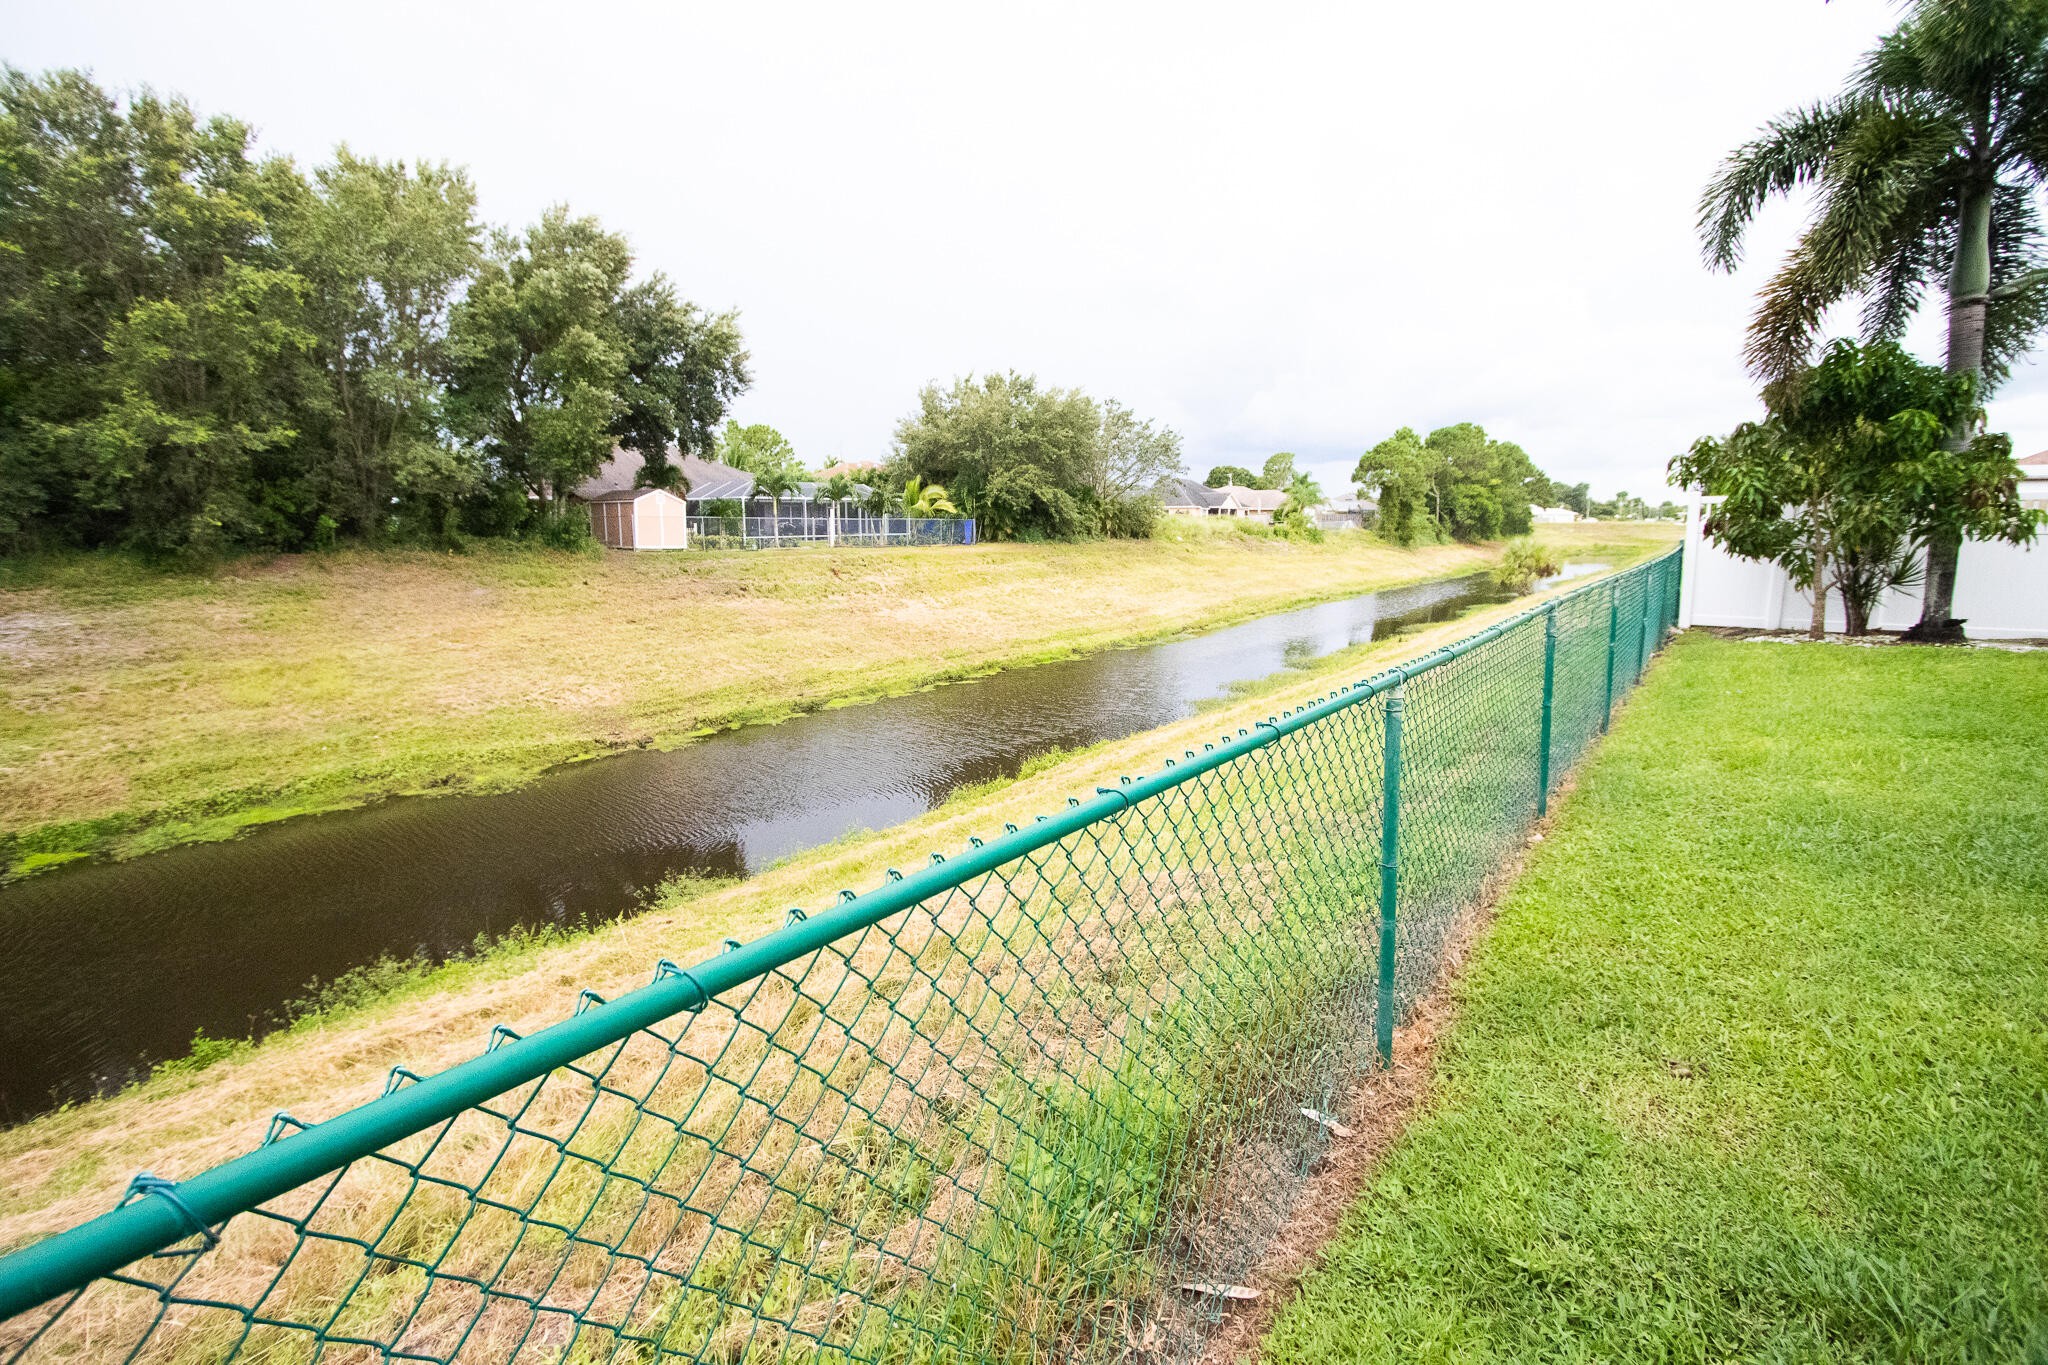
[2019,449,2048,468]
[1216,484,1287,512]
[677,453,755,501]
[1159,476,1227,510]
[571,446,757,501]
[815,460,882,479]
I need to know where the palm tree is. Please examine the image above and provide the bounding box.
[1282,472,1324,518]
[1699,0,2048,639]
[753,468,800,547]
[903,476,960,518]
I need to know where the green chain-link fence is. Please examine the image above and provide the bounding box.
[0,548,1683,1365]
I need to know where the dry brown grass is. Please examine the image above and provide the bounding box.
[0,555,1660,1259]
[1189,791,1572,1365]
[0,530,1476,868]
[0,521,1675,869]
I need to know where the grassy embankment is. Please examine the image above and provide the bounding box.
[1260,634,2048,1361]
[0,534,1670,1264]
[0,520,1673,875]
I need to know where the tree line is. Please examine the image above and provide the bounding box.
[4,66,1631,558]
[885,372,1184,540]
[1351,423,1555,543]
[0,68,749,555]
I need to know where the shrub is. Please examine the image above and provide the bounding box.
[533,508,599,552]
[1493,539,1563,593]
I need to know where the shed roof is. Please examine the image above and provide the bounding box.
[584,486,687,504]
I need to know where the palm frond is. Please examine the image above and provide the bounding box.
[1698,99,1865,271]
[1858,178,1953,342]
[1745,105,1958,382]
[1983,183,2048,390]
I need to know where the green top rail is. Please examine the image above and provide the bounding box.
[0,546,1682,1324]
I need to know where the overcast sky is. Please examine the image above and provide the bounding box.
[14,0,2048,501]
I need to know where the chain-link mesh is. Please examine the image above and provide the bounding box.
[0,551,1683,1365]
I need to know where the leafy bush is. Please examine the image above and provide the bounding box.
[1493,539,1563,593]
[532,508,599,552]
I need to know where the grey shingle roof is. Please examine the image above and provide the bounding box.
[1159,476,1227,510]
[572,446,756,501]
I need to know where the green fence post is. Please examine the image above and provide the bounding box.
[1639,571,1656,680]
[1375,682,1406,1067]
[1601,582,1619,732]
[1536,604,1558,818]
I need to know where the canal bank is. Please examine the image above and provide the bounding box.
[0,566,1617,1118]
[5,531,1533,876]
[0,564,1649,1250]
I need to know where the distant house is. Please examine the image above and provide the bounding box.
[1160,476,1227,516]
[572,447,755,505]
[2020,450,2048,510]
[568,445,971,550]
[1157,477,1288,522]
[1214,485,1287,522]
[814,459,883,481]
[1530,505,1581,523]
[1311,495,1377,532]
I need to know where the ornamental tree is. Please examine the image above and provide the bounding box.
[1673,339,2037,637]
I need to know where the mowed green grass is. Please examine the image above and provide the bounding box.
[1260,634,2048,1362]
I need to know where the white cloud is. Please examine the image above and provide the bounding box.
[14,0,2047,496]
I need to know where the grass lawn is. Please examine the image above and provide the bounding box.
[1259,634,2048,1362]
[0,521,1673,872]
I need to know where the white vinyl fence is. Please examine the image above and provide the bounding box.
[1678,497,2048,639]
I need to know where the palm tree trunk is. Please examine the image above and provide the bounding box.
[1911,182,1993,641]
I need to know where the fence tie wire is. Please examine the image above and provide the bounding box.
[119,1177,218,1258]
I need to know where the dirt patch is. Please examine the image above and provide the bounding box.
[1189,808,1563,1365]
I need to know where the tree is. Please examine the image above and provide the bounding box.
[447,207,631,514]
[1672,339,2035,637]
[613,278,748,488]
[860,479,897,518]
[715,421,803,481]
[893,372,1099,540]
[1699,0,2048,638]
[1353,423,1550,544]
[752,464,801,546]
[0,66,749,554]
[1277,471,1325,533]
[1089,400,1181,536]
[1261,451,1297,490]
[1,71,324,554]
[0,69,151,547]
[83,91,317,554]
[1557,482,1592,516]
[1354,429,1434,544]
[1204,464,1264,489]
[277,148,483,538]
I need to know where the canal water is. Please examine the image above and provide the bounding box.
[0,565,1602,1120]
